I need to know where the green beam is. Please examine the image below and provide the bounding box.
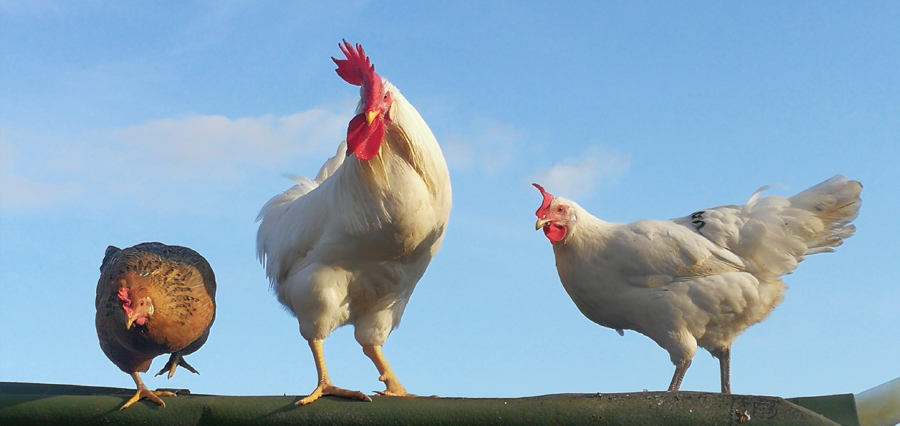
[1,382,841,426]
[788,394,861,426]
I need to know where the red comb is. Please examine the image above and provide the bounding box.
[332,40,377,87]
[533,183,554,217]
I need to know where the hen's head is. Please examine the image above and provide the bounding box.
[117,282,154,330]
[533,183,574,244]
[333,40,393,161]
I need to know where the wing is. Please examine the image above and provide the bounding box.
[256,141,347,283]
[607,220,748,289]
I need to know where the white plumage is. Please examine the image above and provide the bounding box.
[257,41,451,404]
[534,175,861,393]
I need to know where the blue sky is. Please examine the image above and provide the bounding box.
[1,1,897,399]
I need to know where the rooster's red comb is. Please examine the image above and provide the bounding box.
[333,40,379,88]
[533,183,555,217]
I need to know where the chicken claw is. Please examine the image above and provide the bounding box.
[298,383,372,406]
[155,351,199,379]
[120,372,176,410]
[297,339,372,405]
[363,345,408,397]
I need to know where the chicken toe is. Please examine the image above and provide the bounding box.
[297,339,372,406]
[155,352,199,379]
[363,345,409,397]
[120,372,176,410]
[298,383,372,405]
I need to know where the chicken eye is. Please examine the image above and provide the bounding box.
[557,206,564,213]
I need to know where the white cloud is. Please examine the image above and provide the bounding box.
[0,109,349,212]
[530,149,630,199]
[92,110,350,210]
[439,135,474,169]
[440,119,522,174]
[107,109,348,175]
[0,132,12,168]
[0,174,83,211]
[0,130,84,212]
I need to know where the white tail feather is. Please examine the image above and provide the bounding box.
[787,174,862,253]
[677,175,862,280]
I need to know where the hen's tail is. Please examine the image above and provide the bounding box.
[677,175,862,280]
[737,174,862,279]
[785,174,862,255]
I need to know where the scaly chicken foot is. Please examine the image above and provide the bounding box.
[120,372,176,410]
[667,359,692,392]
[362,344,409,397]
[298,340,372,406]
[155,352,199,379]
[299,382,372,406]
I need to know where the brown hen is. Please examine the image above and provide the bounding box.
[95,242,216,410]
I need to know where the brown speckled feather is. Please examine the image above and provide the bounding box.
[95,242,216,375]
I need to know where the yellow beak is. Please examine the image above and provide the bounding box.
[535,218,550,231]
[366,110,380,125]
[126,316,137,330]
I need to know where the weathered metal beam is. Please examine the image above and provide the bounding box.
[0,382,841,426]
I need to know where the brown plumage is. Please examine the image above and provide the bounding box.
[95,242,216,410]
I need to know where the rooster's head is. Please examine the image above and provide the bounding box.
[333,40,393,161]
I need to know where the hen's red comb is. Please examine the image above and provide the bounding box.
[332,40,378,88]
[533,183,555,217]
[117,287,131,304]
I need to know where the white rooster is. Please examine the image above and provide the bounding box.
[257,41,452,405]
[533,176,861,393]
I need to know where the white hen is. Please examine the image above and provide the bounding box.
[533,175,861,393]
[257,41,452,405]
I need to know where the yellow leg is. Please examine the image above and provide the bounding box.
[362,344,408,397]
[120,372,176,410]
[297,340,372,406]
